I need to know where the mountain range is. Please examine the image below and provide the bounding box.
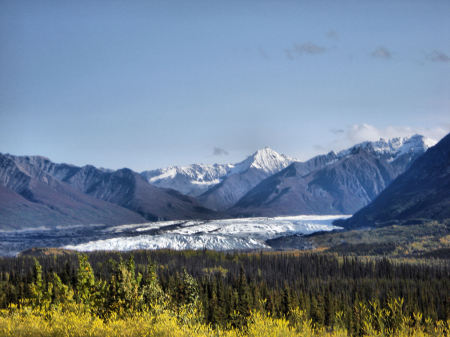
[142,134,434,216]
[0,134,438,230]
[0,154,146,229]
[230,135,434,216]
[142,147,295,211]
[0,154,219,229]
[337,133,450,229]
[196,147,295,211]
[142,135,434,214]
[141,163,234,197]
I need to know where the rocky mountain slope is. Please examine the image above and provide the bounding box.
[0,154,220,229]
[0,154,146,229]
[336,133,450,229]
[197,147,295,211]
[230,135,435,216]
[62,166,219,221]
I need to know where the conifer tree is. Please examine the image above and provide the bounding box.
[107,256,143,314]
[29,259,44,308]
[142,261,164,309]
[75,254,96,309]
[281,285,292,317]
[49,272,73,306]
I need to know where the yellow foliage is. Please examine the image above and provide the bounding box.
[0,304,447,337]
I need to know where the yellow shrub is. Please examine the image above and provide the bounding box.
[0,305,447,337]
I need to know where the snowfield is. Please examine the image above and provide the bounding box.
[64,215,347,252]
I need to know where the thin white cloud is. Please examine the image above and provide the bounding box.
[325,123,449,153]
[345,123,447,143]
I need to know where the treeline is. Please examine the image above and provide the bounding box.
[0,250,448,335]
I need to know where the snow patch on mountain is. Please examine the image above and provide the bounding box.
[141,163,234,196]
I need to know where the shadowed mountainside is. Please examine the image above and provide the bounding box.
[0,154,220,229]
[230,135,432,216]
[336,133,450,229]
[0,155,146,229]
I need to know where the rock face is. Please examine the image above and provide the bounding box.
[197,148,295,211]
[0,154,220,229]
[230,135,435,217]
[336,133,450,229]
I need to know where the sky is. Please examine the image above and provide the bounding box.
[1,0,449,171]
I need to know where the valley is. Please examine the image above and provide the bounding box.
[2,2,449,335]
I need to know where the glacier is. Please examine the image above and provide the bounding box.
[63,215,346,252]
[0,215,347,255]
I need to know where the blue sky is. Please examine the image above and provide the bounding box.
[1,0,449,170]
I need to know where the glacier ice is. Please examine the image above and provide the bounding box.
[63,215,347,252]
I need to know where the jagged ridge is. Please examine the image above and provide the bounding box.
[336,133,450,229]
[230,135,434,216]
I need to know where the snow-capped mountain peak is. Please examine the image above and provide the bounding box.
[338,134,436,160]
[142,147,296,208]
[142,134,434,207]
[231,147,295,175]
[396,134,436,156]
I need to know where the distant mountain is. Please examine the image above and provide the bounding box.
[337,134,436,175]
[230,135,435,217]
[197,147,296,211]
[0,154,146,229]
[142,163,234,197]
[61,165,219,221]
[141,147,295,204]
[0,154,220,229]
[336,133,450,229]
[337,134,435,159]
[0,134,439,230]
